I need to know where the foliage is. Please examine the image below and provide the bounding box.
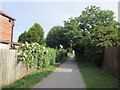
[84,26,120,66]
[46,26,70,49]
[18,31,28,43]
[18,23,45,45]
[18,42,68,69]
[89,26,120,47]
[56,49,68,62]
[64,6,120,66]
[18,42,56,69]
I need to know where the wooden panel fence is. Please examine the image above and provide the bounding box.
[0,49,36,88]
[103,46,120,78]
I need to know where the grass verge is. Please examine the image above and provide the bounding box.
[77,59,119,88]
[2,57,68,89]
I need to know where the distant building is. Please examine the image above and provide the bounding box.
[0,10,20,49]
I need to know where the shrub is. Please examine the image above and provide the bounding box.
[48,48,56,65]
[18,42,57,69]
[18,42,67,69]
[84,46,104,67]
[56,49,67,62]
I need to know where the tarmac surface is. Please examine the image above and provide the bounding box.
[33,56,86,88]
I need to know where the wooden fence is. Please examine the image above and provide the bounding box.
[0,49,36,88]
[103,46,120,78]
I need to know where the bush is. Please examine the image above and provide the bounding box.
[56,49,67,62]
[18,42,68,69]
[18,42,57,69]
[48,48,56,65]
[83,46,104,67]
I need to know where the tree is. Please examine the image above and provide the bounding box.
[84,26,120,66]
[64,6,120,66]
[18,23,45,45]
[46,26,70,49]
[18,31,27,43]
[90,26,120,47]
[76,6,119,32]
[64,5,119,49]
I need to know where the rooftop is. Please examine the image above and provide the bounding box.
[0,10,16,21]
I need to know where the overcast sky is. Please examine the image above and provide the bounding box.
[0,0,119,42]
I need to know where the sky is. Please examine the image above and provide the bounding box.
[0,0,119,42]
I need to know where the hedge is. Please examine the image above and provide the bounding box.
[18,42,67,69]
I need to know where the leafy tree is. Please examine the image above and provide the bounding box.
[84,26,120,66]
[64,6,119,46]
[46,26,70,49]
[26,23,44,45]
[64,6,120,66]
[76,6,119,32]
[18,23,45,45]
[90,26,120,47]
[18,31,28,43]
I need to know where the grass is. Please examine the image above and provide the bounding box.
[77,59,119,88]
[2,58,68,89]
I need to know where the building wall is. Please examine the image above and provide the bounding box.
[0,13,14,47]
[0,15,2,40]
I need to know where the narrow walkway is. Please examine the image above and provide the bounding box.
[33,56,86,88]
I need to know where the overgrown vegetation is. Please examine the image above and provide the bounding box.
[56,49,67,62]
[77,59,119,88]
[44,6,120,67]
[63,6,120,67]
[18,42,68,69]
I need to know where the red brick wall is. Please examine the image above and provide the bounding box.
[0,14,14,47]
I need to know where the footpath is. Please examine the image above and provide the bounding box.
[33,56,86,88]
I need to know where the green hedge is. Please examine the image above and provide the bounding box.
[18,42,67,69]
[56,49,67,62]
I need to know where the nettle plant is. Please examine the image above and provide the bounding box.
[17,42,56,69]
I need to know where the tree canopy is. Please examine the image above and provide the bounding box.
[18,31,28,43]
[18,23,45,45]
[63,6,120,66]
[18,6,120,67]
[45,26,70,49]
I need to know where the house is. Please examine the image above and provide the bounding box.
[0,10,20,49]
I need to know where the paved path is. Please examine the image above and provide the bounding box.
[33,56,86,88]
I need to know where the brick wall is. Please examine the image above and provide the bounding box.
[0,11,15,48]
